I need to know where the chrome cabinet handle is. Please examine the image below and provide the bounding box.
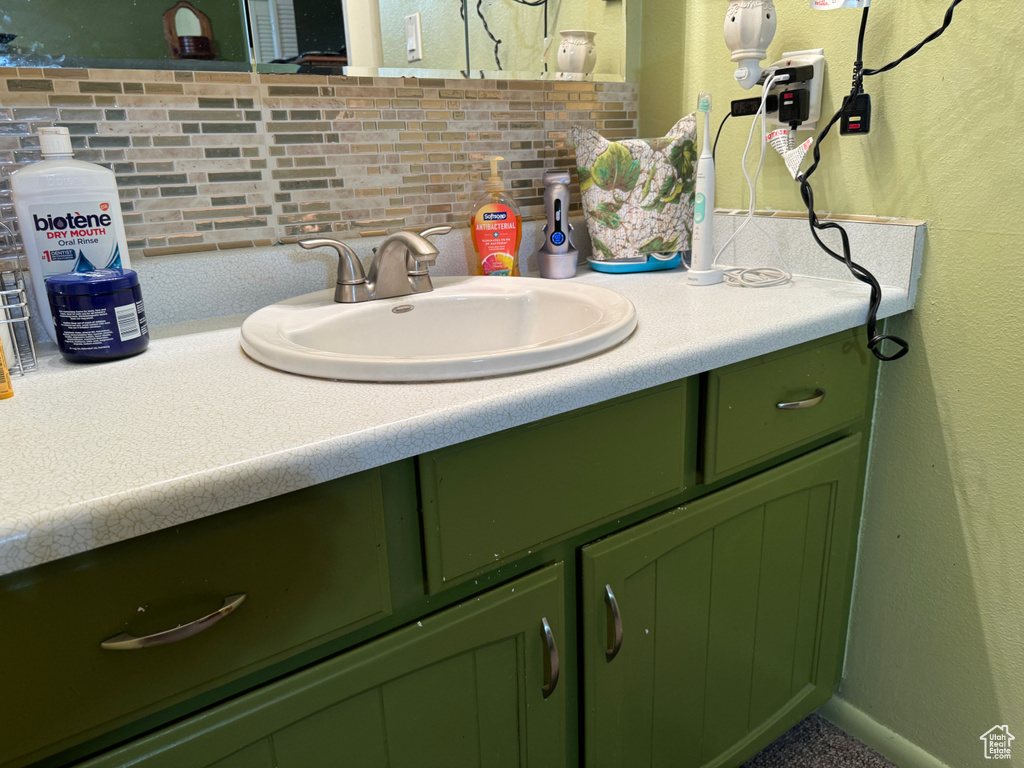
[604,584,623,662]
[541,616,560,699]
[100,593,247,651]
[776,388,826,410]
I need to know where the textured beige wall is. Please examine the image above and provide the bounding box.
[668,2,1024,766]
[636,0,685,137]
[379,0,625,77]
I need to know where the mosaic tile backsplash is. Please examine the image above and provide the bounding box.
[0,68,638,258]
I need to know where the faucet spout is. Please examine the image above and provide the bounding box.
[366,231,440,300]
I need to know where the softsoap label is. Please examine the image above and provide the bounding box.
[472,204,518,275]
[29,202,124,278]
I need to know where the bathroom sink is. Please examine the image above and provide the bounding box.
[240,276,637,381]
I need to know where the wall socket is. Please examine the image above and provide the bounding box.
[404,13,423,63]
[765,49,826,130]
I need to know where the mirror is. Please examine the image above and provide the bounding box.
[0,0,250,71]
[0,0,629,81]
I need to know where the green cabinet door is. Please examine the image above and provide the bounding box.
[82,563,569,768]
[581,436,863,768]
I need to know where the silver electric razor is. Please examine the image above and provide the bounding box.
[537,170,579,279]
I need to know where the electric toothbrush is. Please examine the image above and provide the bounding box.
[687,92,723,286]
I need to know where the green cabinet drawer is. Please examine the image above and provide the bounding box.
[0,469,392,768]
[80,563,568,768]
[419,380,696,592]
[703,328,875,482]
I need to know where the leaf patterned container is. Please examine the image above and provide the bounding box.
[572,116,696,265]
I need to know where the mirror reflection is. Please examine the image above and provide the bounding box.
[369,0,624,80]
[0,0,250,70]
[0,0,627,81]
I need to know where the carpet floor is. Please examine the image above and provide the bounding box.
[743,714,899,768]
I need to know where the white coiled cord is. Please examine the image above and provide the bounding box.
[713,73,792,289]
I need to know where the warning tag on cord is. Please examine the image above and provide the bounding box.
[811,0,870,9]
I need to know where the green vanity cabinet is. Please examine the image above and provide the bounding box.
[6,328,877,767]
[80,563,569,768]
[580,436,864,768]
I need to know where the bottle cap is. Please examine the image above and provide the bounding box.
[485,156,505,193]
[38,126,74,158]
[45,269,140,297]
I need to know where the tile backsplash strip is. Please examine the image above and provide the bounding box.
[0,68,638,257]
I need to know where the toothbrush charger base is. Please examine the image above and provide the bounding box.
[538,248,580,279]
[588,253,681,274]
[685,267,724,286]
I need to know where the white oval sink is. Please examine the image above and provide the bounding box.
[240,276,637,381]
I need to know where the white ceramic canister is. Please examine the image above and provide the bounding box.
[557,30,597,76]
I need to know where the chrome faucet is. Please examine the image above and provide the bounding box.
[299,225,452,303]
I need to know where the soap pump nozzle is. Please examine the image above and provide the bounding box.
[485,156,506,193]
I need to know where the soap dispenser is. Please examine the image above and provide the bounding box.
[536,170,578,279]
[468,156,522,276]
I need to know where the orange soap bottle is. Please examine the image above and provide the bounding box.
[0,333,13,400]
[468,156,522,276]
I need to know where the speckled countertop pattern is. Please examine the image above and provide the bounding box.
[0,268,914,576]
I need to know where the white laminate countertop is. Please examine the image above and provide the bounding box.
[0,268,914,577]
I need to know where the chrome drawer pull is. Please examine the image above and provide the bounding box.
[604,584,623,662]
[541,616,560,699]
[100,593,247,650]
[776,388,826,410]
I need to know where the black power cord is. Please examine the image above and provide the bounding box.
[798,0,965,362]
[476,0,504,70]
[863,0,965,77]
[464,0,551,72]
[510,0,550,73]
[712,113,730,163]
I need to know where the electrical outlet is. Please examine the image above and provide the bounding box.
[765,49,825,130]
[404,13,423,63]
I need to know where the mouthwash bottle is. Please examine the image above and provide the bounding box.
[11,126,132,340]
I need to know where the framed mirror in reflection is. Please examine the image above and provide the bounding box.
[0,0,251,71]
[0,0,627,81]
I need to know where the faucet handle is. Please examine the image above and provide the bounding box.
[407,226,452,275]
[298,237,370,303]
[417,225,453,240]
[299,237,366,284]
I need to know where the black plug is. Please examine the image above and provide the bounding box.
[840,93,872,135]
[731,95,780,117]
[778,88,810,128]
